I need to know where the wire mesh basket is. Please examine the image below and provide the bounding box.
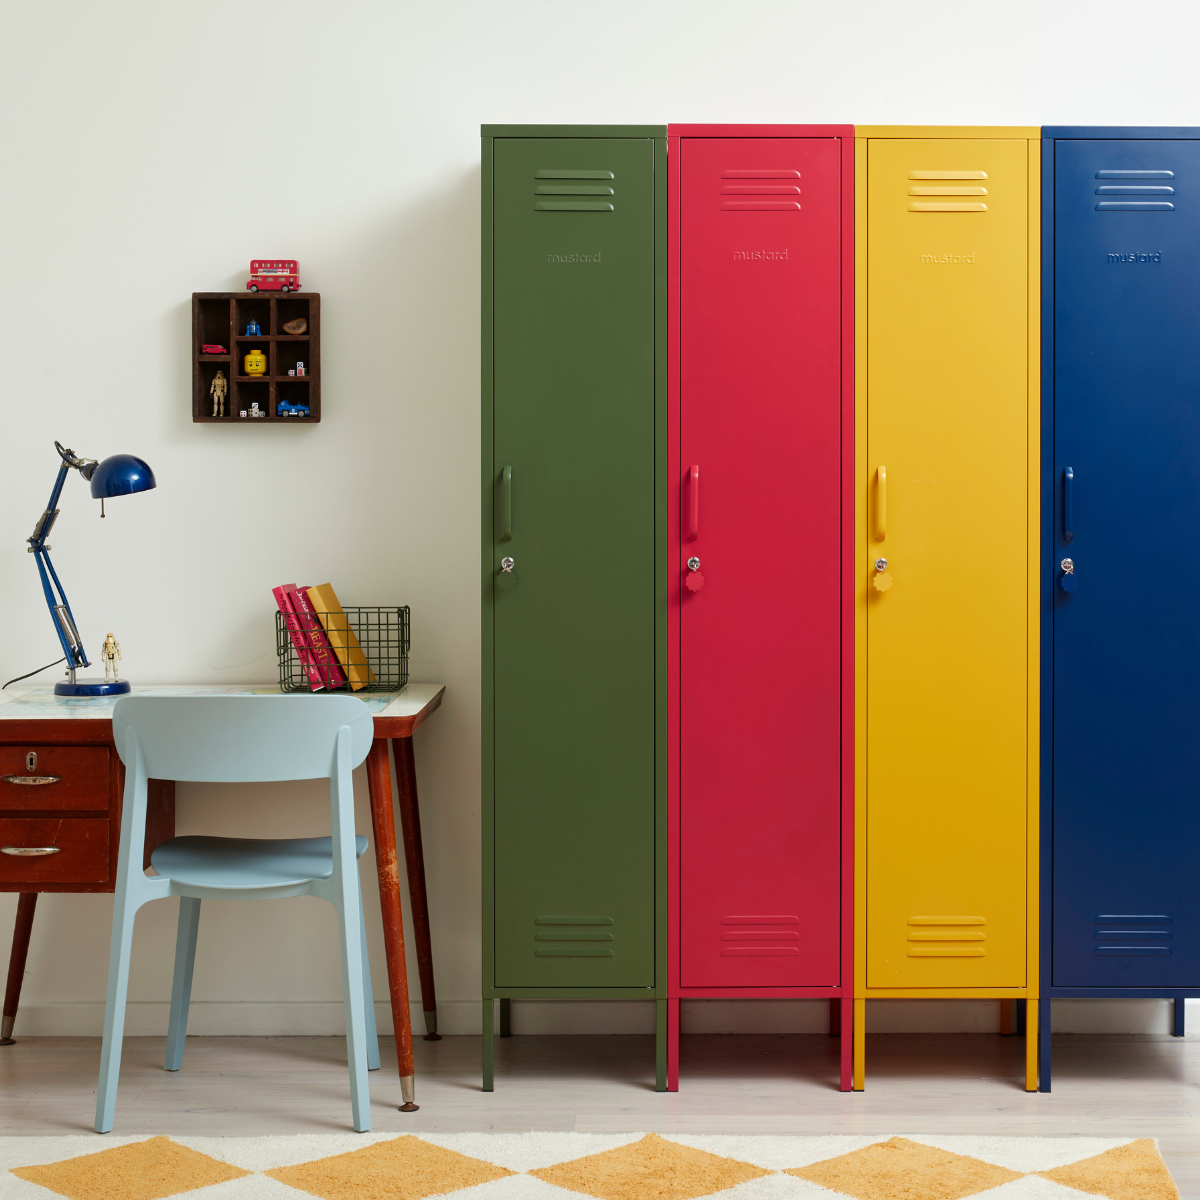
[276,606,409,693]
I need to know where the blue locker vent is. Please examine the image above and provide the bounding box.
[1092,914,1172,955]
[1095,170,1175,211]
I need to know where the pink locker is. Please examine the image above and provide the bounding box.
[667,125,854,1090]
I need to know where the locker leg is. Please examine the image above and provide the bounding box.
[852,999,865,1091]
[655,999,668,1092]
[1038,998,1052,1093]
[828,997,841,1036]
[1024,998,1038,1092]
[999,998,1013,1036]
[482,1000,494,1093]
[839,995,852,1092]
[499,997,511,1038]
[1015,998,1027,1037]
[667,998,679,1092]
[1173,997,1185,1038]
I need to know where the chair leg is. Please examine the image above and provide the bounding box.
[94,889,142,1133]
[164,897,201,1072]
[358,884,381,1071]
[335,887,371,1132]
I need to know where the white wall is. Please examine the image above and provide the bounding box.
[2,0,1198,1040]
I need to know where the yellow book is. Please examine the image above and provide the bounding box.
[306,583,377,691]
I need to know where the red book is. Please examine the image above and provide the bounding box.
[273,584,324,691]
[287,585,347,689]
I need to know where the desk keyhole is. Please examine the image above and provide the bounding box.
[25,752,36,773]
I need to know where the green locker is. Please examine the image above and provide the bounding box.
[481,125,667,1090]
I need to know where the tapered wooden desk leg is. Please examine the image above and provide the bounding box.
[393,737,440,1041]
[365,737,418,1111]
[1,894,38,1045]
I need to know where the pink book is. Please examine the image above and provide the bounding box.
[287,584,347,689]
[273,583,324,691]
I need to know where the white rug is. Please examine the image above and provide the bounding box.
[0,1131,1179,1199]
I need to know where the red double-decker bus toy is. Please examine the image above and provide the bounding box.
[246,260,301,292]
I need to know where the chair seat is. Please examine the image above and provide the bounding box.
[150,834,369,890]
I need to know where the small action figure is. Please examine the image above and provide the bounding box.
[100,633,121,683]
[210,369,228,417]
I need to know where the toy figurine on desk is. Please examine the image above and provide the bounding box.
[210,369,227,417]
[245,320,261,336]
[100,633,121,683]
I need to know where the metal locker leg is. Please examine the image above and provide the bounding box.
[839,995,853,1092]
[667,998,679,1092]
[829,997,841,1036]
[853,998,865,1091]
[1038,998,1051,1092]
[482,999,494,1093]
[1173,997,1185,1038]
[999,998,1013,1035]
[1024,999,1038,1092]
[655,999,668,1092]
[499,997,511,1037]
[1015,998,1027,1037]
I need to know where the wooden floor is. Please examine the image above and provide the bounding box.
[1,1033,1197,1196]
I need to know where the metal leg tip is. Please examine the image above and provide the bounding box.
[422,1011,441,1040]
[399,1074,418,1111]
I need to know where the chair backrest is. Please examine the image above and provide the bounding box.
[112,695,374,783]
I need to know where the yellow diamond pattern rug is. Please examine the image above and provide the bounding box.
[0,1132,1179,1200]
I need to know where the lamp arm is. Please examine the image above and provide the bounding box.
[28,451,94,672]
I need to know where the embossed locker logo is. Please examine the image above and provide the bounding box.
[732,249,788,261]
[920,252,976,264]
[546,252,601,263]
[1107,251,1162,263]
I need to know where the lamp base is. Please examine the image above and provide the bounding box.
[54,680,131,697]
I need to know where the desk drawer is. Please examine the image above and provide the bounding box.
[0,819,110,884]
[0,747,111,811]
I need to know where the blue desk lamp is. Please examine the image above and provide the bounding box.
[27,441,156,697]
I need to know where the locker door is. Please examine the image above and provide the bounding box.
[491,137,656,988]
[678,137,842,987]
[865,139,1030,988]
[1052,139,1200,987]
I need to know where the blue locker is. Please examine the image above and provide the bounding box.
[1040,127,1200,1090]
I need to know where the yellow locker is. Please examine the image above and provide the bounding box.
[853,128,1040,1091]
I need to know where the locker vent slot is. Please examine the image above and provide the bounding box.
[907,915,986,956]
[720,914,801,956]
[534,914,614,957]
[908,171,987,212]
[720,169,801,212]
[535,170,615,212]
[1095,169,1174,211]
[1092,914,1172,955]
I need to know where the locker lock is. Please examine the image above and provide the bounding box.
[872,557,893,593]
[1059,557,1077,593]
[497,556,516,591]
[685,556,705,593]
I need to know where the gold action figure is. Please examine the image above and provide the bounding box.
[210,369,228,417]
[100,633,121,683]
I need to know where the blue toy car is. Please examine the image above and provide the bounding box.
[277,400,310,417]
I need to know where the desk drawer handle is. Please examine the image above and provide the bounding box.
[1,775,62,786]
[2,847,60,857]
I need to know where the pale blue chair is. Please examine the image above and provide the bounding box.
[95,695,381,1134]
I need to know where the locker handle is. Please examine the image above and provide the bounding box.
[1062,467,1074,544]
[500,466,512,542]
[686,465,700,540]
[875,466,886,542]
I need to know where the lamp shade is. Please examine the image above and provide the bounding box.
[89,454,156,499]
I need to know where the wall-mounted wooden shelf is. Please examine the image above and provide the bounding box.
[192,292,321,423]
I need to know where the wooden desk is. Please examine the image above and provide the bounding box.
[0,683,444,1113]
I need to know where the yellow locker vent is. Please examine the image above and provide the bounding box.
[908,170,988,212]
[534,169,615,212]
[907,915,986,956]
[720,168,801,212]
